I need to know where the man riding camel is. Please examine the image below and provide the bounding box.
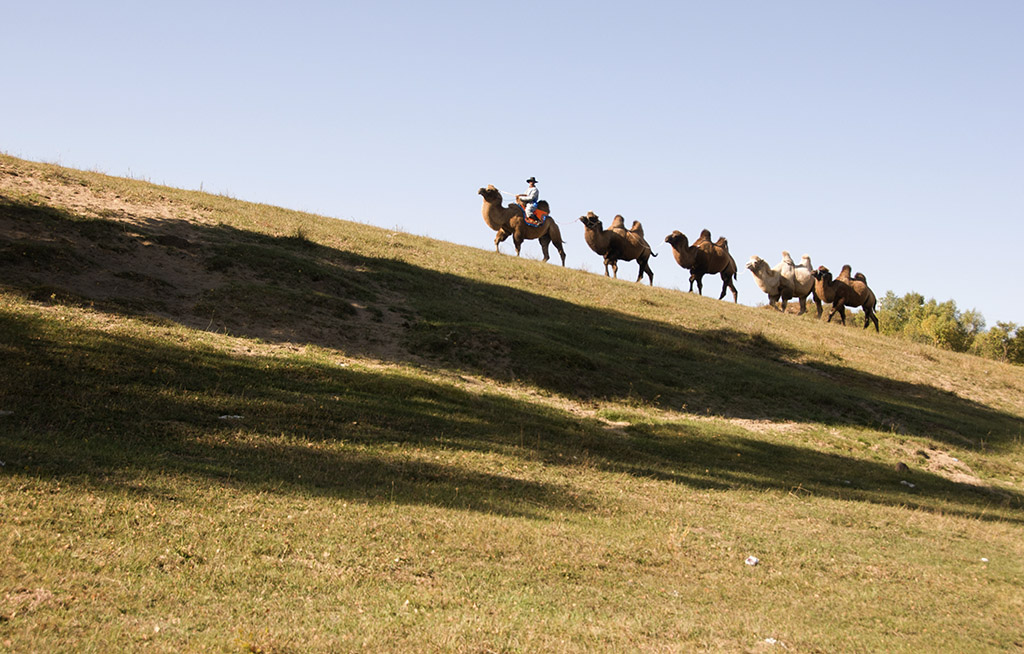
[516,177,539,223]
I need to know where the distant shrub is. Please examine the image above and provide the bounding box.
[971,322,1024,364]
[878,292,984,353]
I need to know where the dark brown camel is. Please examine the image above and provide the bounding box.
[664,229,738,301]
[579,212,655,285]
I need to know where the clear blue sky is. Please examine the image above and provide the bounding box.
[5,1,1023,325]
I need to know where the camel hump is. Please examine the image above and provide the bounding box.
[715,236,729,251]
[629,220,645,237]
[609,215,628,236]
[800,254,812,268]
[698,228,713,243]
[781,250,794,265]
[854,272,867,283]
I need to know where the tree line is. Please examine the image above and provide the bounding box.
[872,292,1023,365]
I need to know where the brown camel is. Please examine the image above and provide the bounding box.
[811,265,879,331]
[579,212,655,285]
[663,229,738,301]
[478,185,565,265]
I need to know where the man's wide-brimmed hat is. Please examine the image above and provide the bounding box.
[526,177,538,183]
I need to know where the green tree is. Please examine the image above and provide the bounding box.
[877,292,983,353]
[972,322,1023,364]
[878,291,924,336]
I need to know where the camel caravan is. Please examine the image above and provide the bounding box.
[478,180,879,331]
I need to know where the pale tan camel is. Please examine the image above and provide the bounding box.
[478,185,565,265]
[778,251,822,316]
[745,255,792,310]
[664,229,738,301]
[579,212,655,285]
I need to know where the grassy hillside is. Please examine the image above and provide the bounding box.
[1,154,1023,653]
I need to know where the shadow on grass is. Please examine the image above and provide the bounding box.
[1,308,1020,523]
[2,197,1021,454]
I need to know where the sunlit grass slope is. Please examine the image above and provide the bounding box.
[2,154,1023,653]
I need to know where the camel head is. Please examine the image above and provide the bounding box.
[745,255,768,274]
[478,185,502,204]
[812,266,832,282]
[579,211,602,230]
[664,231,689,248]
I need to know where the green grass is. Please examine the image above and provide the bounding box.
[1,154,1023,652]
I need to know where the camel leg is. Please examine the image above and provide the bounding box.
[538,233,552,262]
[539,240,551,262]
[544,235,565,266]
[513,233,524,257]
[865,309,879,332]
[689,274,703,294]
[719,275,737,302]
[607,258,619,279]
[636,260,653,285]
[826,307,837,323]
[546,225,566,266]
[828,303,847,325]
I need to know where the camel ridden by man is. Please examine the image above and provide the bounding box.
[516,176,541,225]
